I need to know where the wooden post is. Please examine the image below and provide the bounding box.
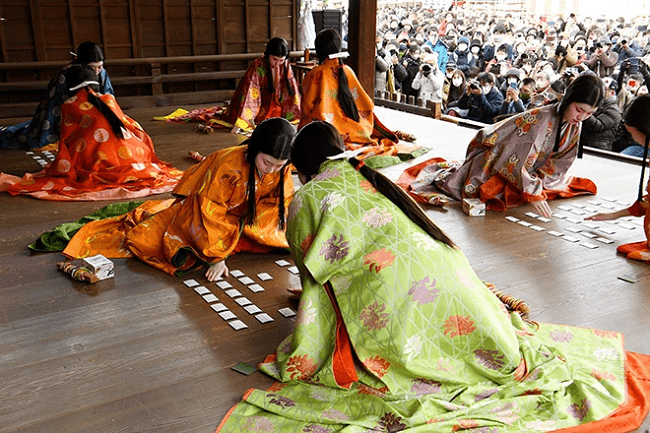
[347,0,376,97]
[151,62,162,96]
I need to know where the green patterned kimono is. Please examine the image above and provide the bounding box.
[217,160,626,432]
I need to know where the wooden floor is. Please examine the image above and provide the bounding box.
[1,105,649,433]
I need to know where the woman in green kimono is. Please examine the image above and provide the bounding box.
[216,121,650,432]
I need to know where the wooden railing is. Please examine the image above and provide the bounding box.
[0,51,305,118]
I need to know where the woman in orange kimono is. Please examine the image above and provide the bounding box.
[167,37,301,134]
[299,29,418,165]
[0,64,182,201]
[63,117,296,281]
[586,94,650,263]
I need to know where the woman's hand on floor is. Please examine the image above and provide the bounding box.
[206,260,229,282]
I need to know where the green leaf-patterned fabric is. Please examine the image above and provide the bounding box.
[217,160,626,432]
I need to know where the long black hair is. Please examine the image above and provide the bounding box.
[554,72,604,154]
[73,41,105,65]
[65,64,125,138]
[314,28,360,122]
[264,37,295,98]
[623,94,650,201]
[292,121,455,248]
[243,117,296,230]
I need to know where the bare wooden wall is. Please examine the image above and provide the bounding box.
[0,0,298,99]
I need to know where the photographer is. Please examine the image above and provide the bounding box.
[452,71,504,124]
[410,54,445,105]
[584,36,618,78]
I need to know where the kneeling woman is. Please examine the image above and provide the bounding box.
[216,121,650,432]
[0,64,181,200]
[62,117,295,281]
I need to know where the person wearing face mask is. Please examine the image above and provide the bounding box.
[530,70,552,107]
[444,68,467,111]
[584,36,618,78]
[469,38,485,70]
[616,58,650,110]
[401,44,422,99]
[398,73,604,218]
[410,54,445,105]
[165,37,300,134]
[0,41,114,150]
[578,77,622,152]
[423,29,449,72]
[452,71,504,124]
[450,36,477,76]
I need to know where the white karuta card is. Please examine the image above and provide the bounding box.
[562,236,580,243]
[257,273,273,281]
[617,222,636,230]
[248,284,265,293]
[202,294,219,303]
[580,232,598,239]
[238,276,255,285]
[287,266,300,275]
[278,307,296,318]
[568,208,586,216]
[183,279,200,287]
[219,310,237,320]
[558,205,573,212]
[230,270,244,278]
[244,304,262,314]
[586,199,602,206]
[582,222,600,229]
[602,197,617,202]
[529,225,545,232]
[565,217,581,224]
[211,303,228,312]
[598,227,616,235]
[525,212,539,218]
[225,288,243,298]
[255,313,274,323]
[564,226,581,233]
[517,221,533,227]
[571,203,587,209]
[229,320,248,330]
[505,216,520,222]
[579,242,599,249]
[536,216,552,223]
[216,281,233,289]
[596,237,614,244]
[193,286,211,295]
[235,297,252,306]
[275,259,291,267]
[552,213,567,219]
[548,230,564,237]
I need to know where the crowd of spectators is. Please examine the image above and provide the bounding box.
[374,5,650,154]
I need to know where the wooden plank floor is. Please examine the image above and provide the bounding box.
[1,105,649,432]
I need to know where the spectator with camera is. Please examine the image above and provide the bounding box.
[411,53,445,106]
[584,36,618,78]
[401,44,422,99]
[579,77,622,151]
[450,36,477,76]
[499,74,535,116]
[616,58,650,110]
[450,71,504,124]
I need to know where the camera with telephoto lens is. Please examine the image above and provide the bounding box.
[595,42,603,49]
[468,79,480,90]
[421,63,432,76]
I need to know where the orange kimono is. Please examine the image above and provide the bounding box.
[299,58,416,161]
[0,88,182,201]
[616,198,650,263]
[64,145,293,276]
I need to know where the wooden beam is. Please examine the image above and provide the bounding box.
[347,0,376,97]
[0,7,8,63]
[129,0,143,58]
[29,0,47,61]
[162,0,170,57]
[98,0,108,55]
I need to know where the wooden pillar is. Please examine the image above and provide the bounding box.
[347,0,376,97]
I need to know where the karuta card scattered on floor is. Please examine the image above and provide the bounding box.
[517,220,533,227]
[287,266,300,275]
[278,307,296,318]
[562,235,580,243]
[564,226,581,233]
[529,225,545,232]
[248,284,265,293]
[525,212,539,218]
[228,320,248,330]
[568,208,587,216]
[255,313,274,323]
[244,304,262,314]
[216,281,233,289]
[548,230,564,237]
[235,297,252,306]
[580,232,598,239]
[571,203,587,209]
[586,199,602,206]
[211,303,228,312]
[596,237,614,244]
[565,217,582,224]
[231,361,256,375]
[230,270,245,278]
[598,228,616,235]
[183,279,200,287]
[582,222,600,229]
[257,273,273,281]
[238,276,255,285]
[602,197,617,202]
[617,222,636,230]
[536,216,552,223]
[505,216,520,222]
[225,288,243,298]
[558,205,573,212]
[193,286,211,295]
[275,259,291,267]
[552,213,567,220]
[219,310,237,320]
[579,242,599,249]
[202,294,219,303]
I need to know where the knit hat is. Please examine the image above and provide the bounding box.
[446,59,457,70]
[470,39,482,49]
[505,68,521,80]
[457,36,470,47]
